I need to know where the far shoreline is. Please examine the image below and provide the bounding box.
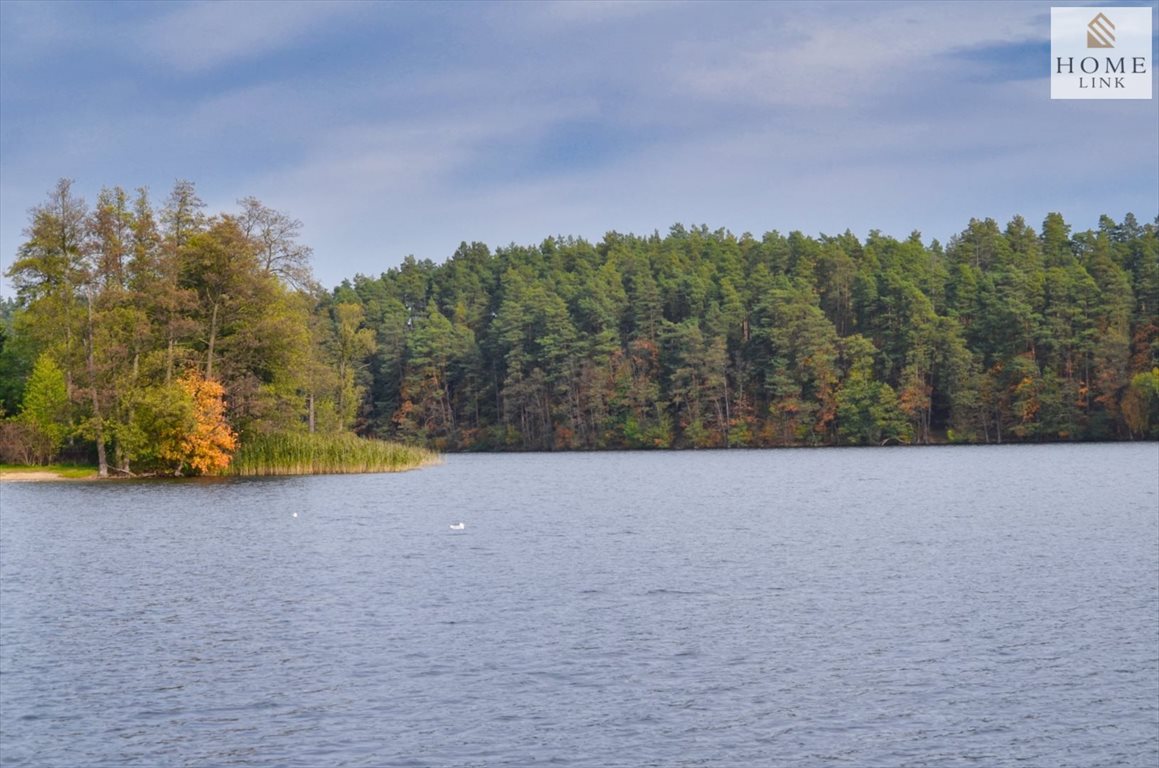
[4,442,1152,482]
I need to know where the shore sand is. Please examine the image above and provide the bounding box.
[0,470,91,483]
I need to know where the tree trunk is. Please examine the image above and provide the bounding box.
[206,300,219,380]
[723,372,732,447]
[85,292,108,478]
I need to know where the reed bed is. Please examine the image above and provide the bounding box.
[227,433,439,476]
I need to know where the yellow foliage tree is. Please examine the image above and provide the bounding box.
[166,373,237,474]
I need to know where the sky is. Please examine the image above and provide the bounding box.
[1,0,1156,292]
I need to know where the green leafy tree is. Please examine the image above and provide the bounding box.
[17,353,70,461]
[836,335,910,445]
[1122,368,1159,438]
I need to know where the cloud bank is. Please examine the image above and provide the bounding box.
[1,0,1155,290]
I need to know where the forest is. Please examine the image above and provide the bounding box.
[1,179,1157,471]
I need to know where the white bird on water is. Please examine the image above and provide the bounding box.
[449,522,465,530]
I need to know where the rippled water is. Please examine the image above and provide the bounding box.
[1,444,1157,767]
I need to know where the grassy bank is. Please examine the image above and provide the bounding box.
[227,433,439,477]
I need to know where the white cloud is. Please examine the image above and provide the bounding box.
[2,0,1154,295]
[138,0,363,73]
[677,2,1044,108]
[517,0,669,28]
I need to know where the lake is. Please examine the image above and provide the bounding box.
[1,444,1157,767]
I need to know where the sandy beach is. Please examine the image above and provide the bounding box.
[0,471,90,483]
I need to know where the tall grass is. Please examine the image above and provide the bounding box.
[227,433,439,476]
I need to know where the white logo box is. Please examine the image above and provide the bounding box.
[1051,6,1153,99]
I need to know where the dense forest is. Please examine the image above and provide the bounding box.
[337,211,1158,449]
[2,179,1157,470]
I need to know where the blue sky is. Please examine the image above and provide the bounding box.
[1,0,1156,291]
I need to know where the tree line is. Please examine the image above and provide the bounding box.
[336,213,1157,449]
[2,179,1157,468]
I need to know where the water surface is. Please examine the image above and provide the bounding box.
[2,444,1157,766]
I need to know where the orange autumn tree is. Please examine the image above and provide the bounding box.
[160,372,238,475]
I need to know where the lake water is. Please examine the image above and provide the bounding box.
[1,444,1157,767]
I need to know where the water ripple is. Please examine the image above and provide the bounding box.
[1,444,1157,766]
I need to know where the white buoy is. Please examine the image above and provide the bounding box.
[449,522,465,530]
[292,512,298,518]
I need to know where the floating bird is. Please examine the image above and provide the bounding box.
[449,522,465,530]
